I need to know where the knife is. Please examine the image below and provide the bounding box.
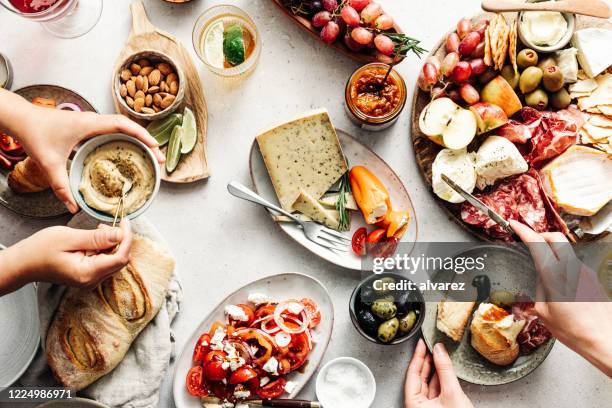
[246,399,321,408]
[441,174,514,235]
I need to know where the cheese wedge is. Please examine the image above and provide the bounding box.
[256,109,348,211]
[572,28,612,78]
[319,192,358,211]
[475,136,528,190]
[293,190,343,231]
[273,210,341,223]
[432,148,477,203]
[540,145,612,216]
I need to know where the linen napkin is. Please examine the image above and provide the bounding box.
[20,212,183,408]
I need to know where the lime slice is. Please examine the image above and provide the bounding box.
[204,20,225,69]
[166,125,183,173]
[223,24,245,67]
[180,108,197,154]
[147,113,182,147]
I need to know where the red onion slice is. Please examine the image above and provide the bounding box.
[56,102,82,112]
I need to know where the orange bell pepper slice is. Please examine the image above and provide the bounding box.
[379,210,410,239]
[349,166,392,224]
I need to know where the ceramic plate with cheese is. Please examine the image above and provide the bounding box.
[250,109,417,270]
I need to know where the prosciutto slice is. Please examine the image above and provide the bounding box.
[512,297,552,355]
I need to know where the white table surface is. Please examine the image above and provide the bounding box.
[0,1,610,407]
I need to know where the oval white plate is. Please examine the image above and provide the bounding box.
[250,129,418,270]
[0,245,40,387]
[172,272,334,407]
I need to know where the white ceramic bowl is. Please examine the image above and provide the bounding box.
[69,134,161,223]
[316,357,376,408]
[518,0,575,53]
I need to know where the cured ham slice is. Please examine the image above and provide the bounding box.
[512,297,552,355]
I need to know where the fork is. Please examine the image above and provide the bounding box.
[227,181,350,252]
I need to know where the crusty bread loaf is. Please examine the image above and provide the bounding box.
[436,301,476,342]
[470,306,526,366]
[45,235,174,390]
[8,157,50,193]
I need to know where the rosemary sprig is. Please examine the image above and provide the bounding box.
[384,33,428,60]
[336,168,351,231]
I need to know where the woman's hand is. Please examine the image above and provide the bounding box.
[0,220,133,296]
[404,339,474,408]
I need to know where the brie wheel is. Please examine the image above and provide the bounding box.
[432,148,477,204]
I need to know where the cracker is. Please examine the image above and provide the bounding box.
[509,18,518,73]
[484,21,493,66]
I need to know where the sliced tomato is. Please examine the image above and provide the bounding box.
[192,333,211,365]
[203,350,228,381]
[230,304,255,327]
[257,378,287,399]
[228,366,258,384]
[285,332,310,372]
[203,350,226,364]
[277,357,291,375]
[255,304,276,321]
[209,381,234,401]
[300,298,321,328]
[247,377,260,394]
[186,366,209,397]
[370,236,399,259]
[366,228,386,245]
[0,133,21,152]
[208,320,226,336]
[235,329,274,367]
[351,227,367,256]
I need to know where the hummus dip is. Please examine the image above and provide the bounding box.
[79,141,155,216]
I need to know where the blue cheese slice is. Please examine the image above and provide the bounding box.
[256,109,348,211]
[571,28,612,78]
[293,190,342,231]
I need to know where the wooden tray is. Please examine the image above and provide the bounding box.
[410,13,611,242]
[271,0,403,64]
[112,0,209,183]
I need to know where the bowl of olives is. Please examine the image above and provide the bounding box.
[349,273,425,345]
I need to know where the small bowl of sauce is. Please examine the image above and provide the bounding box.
[345,63,407,131]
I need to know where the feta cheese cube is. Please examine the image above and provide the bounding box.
[284,381,298,394]
[248,293,272,306]
[224,305,249,322]
[262,356,279,376]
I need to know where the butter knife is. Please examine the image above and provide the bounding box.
[246,400,321,407]
[441,174,514,235]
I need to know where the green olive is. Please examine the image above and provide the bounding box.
[517,48,539,69]
[501,65,520,89]
[550,88,571,110]
[374,277,396,294]
[371,299,397,320]
[537,56,557,71]
[542,65,564,92]
[399,310,417,335]
[519,66,543,94]
[525,88,549,111]
[378,317,399,343]
[490,290,515,309]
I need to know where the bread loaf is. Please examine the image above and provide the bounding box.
[8,157,49,193]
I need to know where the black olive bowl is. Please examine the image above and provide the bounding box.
[349,272,426,345]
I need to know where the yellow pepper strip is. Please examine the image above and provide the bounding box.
[379,210,410,239]
[349,166,392,224]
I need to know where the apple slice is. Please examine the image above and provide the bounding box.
[442,109,477,150]
[469,102,509,135]
[481,76,523,117]
[419,97,460,146]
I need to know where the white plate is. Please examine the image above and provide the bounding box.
[250,129,418,270]
[172,272,334,407]
[0,245,40,387]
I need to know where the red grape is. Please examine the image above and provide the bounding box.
[344,33,364,51]
[457,17,472,39]
[469,58,487,75]
[376,52,394,64]
[441,52,460,77]
[447,88,462,103]
[361,2,383,24]
[460,84,480,104]
[349,0,370,12]
[375,14,394,30]
[478,67,497,84]
[458,32,481,57]
[472,21,487,38]
[423,63,439,85]
[418,70,437,92]
[351,27,374,45]
[470,41,485,59]
[374,34,395,55]
[321,21,340,44]
[426,55,441,72]
[451,61,472,83]
[323,0,338,12]
[312,11,332,28]
[446,32,460,53]
[341,6,361,27]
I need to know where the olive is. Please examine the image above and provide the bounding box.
[542,65,564,92]
[357,309,379,336]
[371,298,397,320]
[525,88,549,111]
[490,290,515,309]
[550,88,571,110]
[472,275,491,303]
[517,48,539,69]
[537,56,557,71]
[359,286,376,306]
[394,290,414,314]
[519,66,543,94]
[374,277,396,294]
[399,310,417,335]
[501,65,520,89]
[378,317,399,343]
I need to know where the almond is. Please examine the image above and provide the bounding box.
[134,90,145,101]
[166,73,178,84]
[120,84,128,98]
[137,58,151,68]
[134,97,145,113]
[169,81,178,95]
[135,75,144,91]
[148,69,161,86]
[157,62,172,76]
[141,107,155,115]
[145,94,153,107]
[160,94,176,109]
[120,69,132,82]
[153,93,162,107]
[126,96,135,108]
[126,80,136,97]
[153,104,161,113]
[130,63,141,76]
[148,86,160,94]
[160,81,168,93]
[142,76,149,93]
[139,66,153,76]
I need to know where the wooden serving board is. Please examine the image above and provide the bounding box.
[410,13,611,242]
[271,0,403,64]
[112,0,209,183]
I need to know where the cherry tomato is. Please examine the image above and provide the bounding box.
[285,332,310,372]
[209,381,234,401]
[186,366,209,397]
[228,366,258,385]
[257,378,287,399]
[255,304,277,320]
[204,350,226,364]
[351,227,367,256]
[230,304,255,327]
[248,377,260,394]
[366,228,386,245]
[192,333,211,365]
[370,236,399,259]
[203,351,228,381]
[0,133,21,152]
[300,298,321,328]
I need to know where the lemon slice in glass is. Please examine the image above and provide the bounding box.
[204,20,225,69]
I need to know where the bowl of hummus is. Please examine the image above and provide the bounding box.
[69,134,160,222]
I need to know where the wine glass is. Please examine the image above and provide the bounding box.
[0,0,103,39]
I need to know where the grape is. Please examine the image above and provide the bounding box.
[374,34,395,55]
[321,21,340,44]
[478,67,497,84]
[344,33,364,51]
[334,15,347,36]
[312,11,332,28]
[441,52,460,77]
[310,0,323,12]
[418,70,437,92]
[470,41,485,59]
[431,86,447,100]
[446,32,460,53]
[469,58,487,76]
[460,83,480,104]
[423,63,439,85]
[349,0,370,11]
[375,14,394,30]
[351,27,374,45]
[322,0,338,12]
[458,32,481,57]
[457,17,472,39]
[451,61,472,83]
[472,21,487,38]
[341,6,361,27]
[426,55,441,72]
[376,52,394,64]
[361,2,383,24]
[447,88,462,103]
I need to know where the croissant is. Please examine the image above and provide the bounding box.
[7,157,49,193]
[45,235,175,390]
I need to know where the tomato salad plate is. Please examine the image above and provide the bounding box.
[173,273,333,407]
[250,110,417,271]
[411,12,612,242]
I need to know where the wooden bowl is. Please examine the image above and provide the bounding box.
[113,50,185,122]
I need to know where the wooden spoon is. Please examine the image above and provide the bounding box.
[482,0,611,19]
